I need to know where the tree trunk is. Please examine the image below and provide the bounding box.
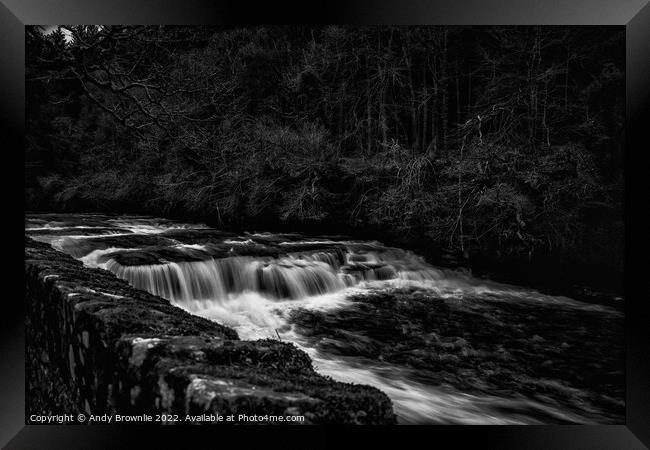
[378,64,388,147]
[402,44,419,153]
[366,58,372,155]
[422,65,428,153]
[441,30,448,158]
[430,53,439,158]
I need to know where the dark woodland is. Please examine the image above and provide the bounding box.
[25,25,625,292]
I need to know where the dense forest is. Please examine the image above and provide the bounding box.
[25,26,625,290]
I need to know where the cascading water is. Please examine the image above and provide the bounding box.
[103,256,346,302]
[26,213,624,425]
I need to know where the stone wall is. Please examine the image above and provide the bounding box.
[25,237,396,424]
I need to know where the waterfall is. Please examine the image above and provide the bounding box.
[105,255,346,303]
[102,245,448,305]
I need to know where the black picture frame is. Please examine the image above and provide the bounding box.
[4,1,648,448]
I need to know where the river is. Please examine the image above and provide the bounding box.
[25,212,624,424]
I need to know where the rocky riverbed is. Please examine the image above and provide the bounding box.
[290,288,624,424]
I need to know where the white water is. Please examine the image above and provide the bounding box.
[26,213,620,424]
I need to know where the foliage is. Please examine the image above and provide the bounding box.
[25,25,624,269]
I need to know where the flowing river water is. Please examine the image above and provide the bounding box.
[25,213,625,424]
